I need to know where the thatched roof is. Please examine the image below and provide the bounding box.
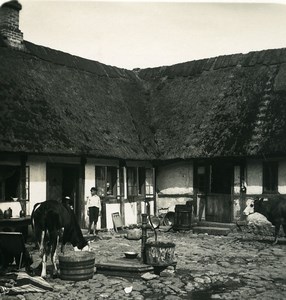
[0,42,157,160]
[1,38,286,161]
[138,49,286,160]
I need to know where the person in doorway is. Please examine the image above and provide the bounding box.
[62,196,73,210]
[86,187,101,235]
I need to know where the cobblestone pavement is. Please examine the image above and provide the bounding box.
[1,229,286,300]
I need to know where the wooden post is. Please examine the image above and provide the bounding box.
[240,162,246,220]
[152,167,156,215]
[141,213,148,264]
[20,155,27,200]
[79,157,86,227]
[118,168,125,225]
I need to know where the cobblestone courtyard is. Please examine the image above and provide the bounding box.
[1,229,286,300]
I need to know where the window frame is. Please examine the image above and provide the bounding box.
[126,166,154,198]
[95,165,121,198]
[127,167,138,197]
[263,161,278,194]
[145,168,154,198]
[0,165,29,202]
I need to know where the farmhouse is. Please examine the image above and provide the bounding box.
[1,0,286,229]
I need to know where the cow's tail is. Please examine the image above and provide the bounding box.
[31,202,42,230]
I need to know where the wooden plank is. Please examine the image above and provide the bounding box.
[206,194,231,223]
[95,258,154,278]
[111,212,123,232]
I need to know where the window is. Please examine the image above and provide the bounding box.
[23,166,30,201]
[95,166,105,196]
[127,167,137,196]
[263,161,278,193]
[116,167,124,199]
[127,167,154,197]
[106,167,117,196]
[197,166,207,194]
[138,167,145,195]
[0,165,23,202]
[145,168,154,197]
[95,166,119,197]
[210,163,232,194]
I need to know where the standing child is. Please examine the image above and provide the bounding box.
[86,187,101,235]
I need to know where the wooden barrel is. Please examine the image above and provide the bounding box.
[59,251,96,281]
[145,241,176,266]
[174,204,192,230]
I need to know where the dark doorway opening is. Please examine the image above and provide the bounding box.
[206,161,233,223]
[47,164,79,218]
[211,162,233,194]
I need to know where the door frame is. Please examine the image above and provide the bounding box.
[46,162,84,221]
[194,159,236,223]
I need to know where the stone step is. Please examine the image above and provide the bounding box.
[196,221,237,230]
[192,226,231,236]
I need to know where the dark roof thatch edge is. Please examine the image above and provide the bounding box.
[23,41,138,81]
[137,48,286,80]
[0,150,154,161]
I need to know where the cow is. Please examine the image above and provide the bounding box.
[243,196,286,245]
[31,200,89,278]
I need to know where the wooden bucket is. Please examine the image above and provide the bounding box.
[59,251,96,281]
[145,241,175,266]
[174,204,192,230]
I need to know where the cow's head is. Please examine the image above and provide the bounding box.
[75,237,89,250]
[74,240,90,252]
[243,198,256,215]
[243,197,266,215]
[69,224,89,250]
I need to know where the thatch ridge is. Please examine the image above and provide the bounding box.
[24,41,138,80]
[138,48,286,80]
[138,48,286,160]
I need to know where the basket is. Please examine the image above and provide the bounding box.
[145,241,175,266]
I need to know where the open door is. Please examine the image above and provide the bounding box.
[46,164,80,217]
[206,161,233,223]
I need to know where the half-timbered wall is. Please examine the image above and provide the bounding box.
[246,160,263,195]
[278,160,286,194]
[27,157,46,215]
[156,161,194,212]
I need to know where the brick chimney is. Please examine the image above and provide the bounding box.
[0,0,25,50]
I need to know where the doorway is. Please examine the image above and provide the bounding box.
[194,161,233,223]
[46,164,80,216]
[206,161,233,223]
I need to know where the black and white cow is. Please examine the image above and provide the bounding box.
[31,200,89,278]
[243,196,286,245]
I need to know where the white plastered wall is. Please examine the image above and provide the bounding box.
[124,201,138,225]
[278,160,286,194]
[0,201,21,218]
[246,160,263,195]
[26,158,46,215]
[105,203,121,229]
[156,161,194,211]
[246,160,286,195]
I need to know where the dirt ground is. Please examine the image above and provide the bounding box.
[1,228,286,300]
